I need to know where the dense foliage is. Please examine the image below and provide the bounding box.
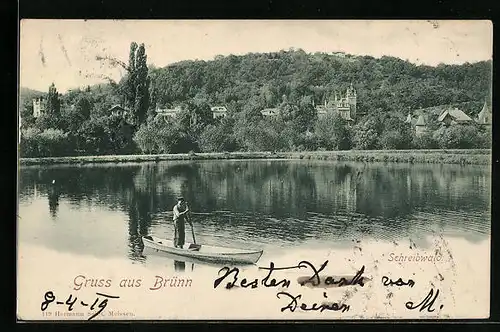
[19,47,492,157]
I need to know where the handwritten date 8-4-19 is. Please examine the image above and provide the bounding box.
[40,291,120,320]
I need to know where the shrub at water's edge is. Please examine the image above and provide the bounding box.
[19,149,491,166]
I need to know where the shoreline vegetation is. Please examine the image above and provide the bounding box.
[19,149,491,166]
[20,47,492,164]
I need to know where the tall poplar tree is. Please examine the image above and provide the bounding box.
[147,79,157,120]
[47,83,60,117]
[133,43,150,126]
[125,42,138,110]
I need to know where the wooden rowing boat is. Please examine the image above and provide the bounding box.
[142,235,263,265]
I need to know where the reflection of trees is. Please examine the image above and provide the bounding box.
[19,165,139,208]
[174,260,186,272]
[191,161,319,217]
[127,164,162,259]
[127,189,151,258]
[47,184,60,218]
[19,160,491,247]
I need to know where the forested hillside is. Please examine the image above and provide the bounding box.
[19,47,492,157]
[19,87,44,110]
[149,50,491,116]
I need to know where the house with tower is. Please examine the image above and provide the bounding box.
[32,97,46,118]
[476,101,492,127]
[405,101,488,136]
[315,83,358,122]
[405,113,428,136]
[260,83,360,123]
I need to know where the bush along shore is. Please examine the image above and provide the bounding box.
[19,149,491,166]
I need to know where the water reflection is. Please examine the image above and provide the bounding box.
[142,246,233,271]
[47,183,60,219]
[174,260,185,272]
[18,160,491,265]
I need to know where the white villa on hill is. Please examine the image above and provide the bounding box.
[156,106,182,119]
[155,105,228,120]
[211,106,228,119]
[260,108,280,116]
[109,105,129,117]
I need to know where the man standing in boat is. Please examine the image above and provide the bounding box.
[172,197,191,248]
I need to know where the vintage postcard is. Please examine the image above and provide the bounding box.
[17,20,492,321]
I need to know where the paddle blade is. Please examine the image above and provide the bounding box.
[188,243,201,251]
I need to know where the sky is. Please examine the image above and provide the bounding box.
[19,20,493,93]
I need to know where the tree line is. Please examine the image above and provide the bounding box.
[19,45,492,157]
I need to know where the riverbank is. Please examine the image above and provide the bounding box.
[19,149,492,166]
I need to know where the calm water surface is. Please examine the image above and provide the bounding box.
[18,160,491,269]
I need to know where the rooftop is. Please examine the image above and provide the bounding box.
[261,108,280,115]
[437,108,472,122]
[477,102,492,124]
[415,114,426,126]
[211,106,227,112]
[109,104,128,111]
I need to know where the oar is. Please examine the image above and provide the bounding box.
[190,219,197,244]
[187,213,201,251]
